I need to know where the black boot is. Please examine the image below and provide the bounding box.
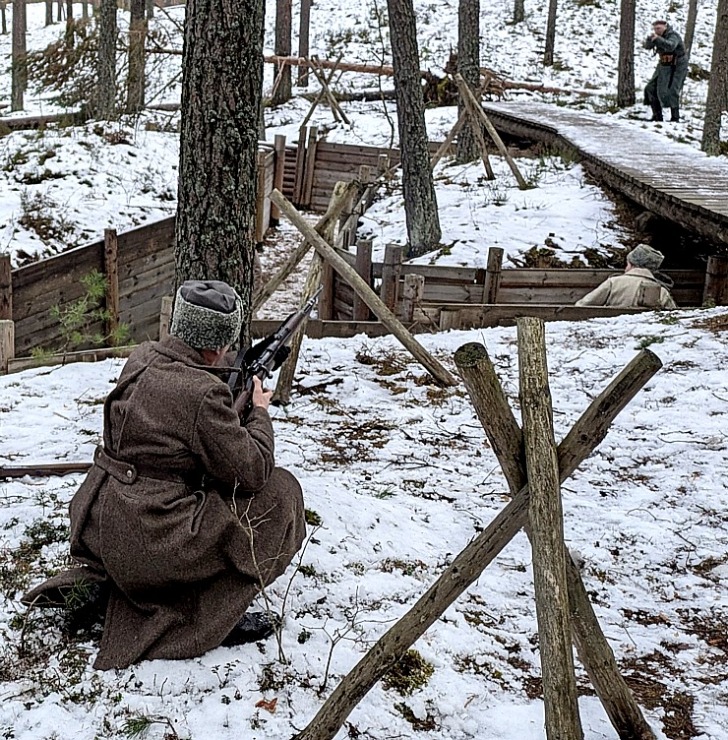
[222,611,281,646]
[670,107,680,122]
[650,104,663,122]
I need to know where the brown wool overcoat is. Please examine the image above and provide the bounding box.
[23,337,306,670]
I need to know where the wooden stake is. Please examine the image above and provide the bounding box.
[482,247,503,304]
[518,318,583,740]
[455,76,495,180]
[293,126,308,206]
[103,228,120,337]
[455,73,529,190]
[430,111,467,170]
[293,346,661,740]
[310,56,351,125]
[0,253,12,321]
[352,240,373,321]
[0,320,14,373]
[380,244,403,311]
[401,273,424,323]
[455,341,659,740]
[270,189,457,386]
[301,125,319,208]
[271,134,287,225]
[255,150,268,242]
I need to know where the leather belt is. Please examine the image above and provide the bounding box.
[93,446,189,485]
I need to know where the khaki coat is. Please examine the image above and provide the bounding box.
[575,267,677,309]
[24,337,306,670]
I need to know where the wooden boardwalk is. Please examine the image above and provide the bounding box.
[482,101,728,248]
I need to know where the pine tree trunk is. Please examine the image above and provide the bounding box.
[684,0,698,58]
[126,0,146,112]
[1,1,8,35]
[271,0,292,105]
[386,0,441,256]
[543,0,558,66]
[297,0,311,86]
[702,0,728,155]
[95,0,117,118]
[512,0,524,24]
[45,0,53,25]
[617,0,635,107]
[175,0,264,345]
[456,0,480,163]
[11,0,26,111]
[65,0,73,46]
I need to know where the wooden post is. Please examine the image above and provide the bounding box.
[430,112,467,170]
[482,247,504,304]
[401,273,424,322]
[455,341,659,740]
[381,244,403,311]
[0,254,12,321]
[377,153,389,175]
[302,125,319,208]
[455,73,529,190]
[293,126,308,206]
[702,255,728,306]
[292,347,662,740]
[518,318,583,740]
[271,189,457,386]
[270,134,287,226]
[439,308,461,331]
[297,0,311,86]
[159,296,173,339]
[453,75,495,180]
[255,151,268,242]
[352,240,373,321]
[103,228,120,338]
[0,320,14,373]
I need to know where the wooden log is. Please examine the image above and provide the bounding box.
[293,126,308,206]
[455,341,660,740]
[455,73,529,190]
[104,228,120,338]
[430,112,466,170]
[702,255,728,306]
[319,262,335,320]
[482,247,504,304]
[159,295,173,339]
[252,180,358,313]
[293,346,661,740]
[401,273,424,323]
[0,253,12,320]
[255,151,268,242]
[0,320,14,373]
[517,318,583,740]
[381,244,403,311]
[302,125,319,208]
[271,189,456,386]
[352,240,373,321]
[270,134,287,225]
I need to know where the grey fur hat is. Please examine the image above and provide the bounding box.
[170,280,242,350]
[627,244,664,271]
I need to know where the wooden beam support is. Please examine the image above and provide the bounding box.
[0,319,14,373]
[270,134,287,225]
[430,111,467,170]
[380,243,403,312]
[702,255,728,306]
[352,239,373,321]
[103,228,120,337]
[270,188,457,386]
[0,253,12,321]
[400,273,424,323]
[482,247,503,304]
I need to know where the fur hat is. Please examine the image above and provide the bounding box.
[170,280,242,350]
[626,244,664,271]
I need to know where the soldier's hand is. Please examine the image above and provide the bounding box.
[252,376,272,410]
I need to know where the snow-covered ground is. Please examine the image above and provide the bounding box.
[1,309,728,739]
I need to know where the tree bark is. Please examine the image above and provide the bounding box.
[701,0,728,156]
[126,0,146,112]
[513,0,524,24]
[518,319,583,740]
[271,0,292,104]
[11,0,27,111]
[456,0,480,163]
[291,345,660,740]
[297,0,311,86]
[95,0,117,119]
[45,0,53,26]
[684,0,698,58]
[386,0,441,256]
[175,0,265,347]
[543,0,558,66]
[617,0,635,107]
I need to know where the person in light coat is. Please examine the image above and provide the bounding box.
[575,244,677,309]
[23,280,306,670]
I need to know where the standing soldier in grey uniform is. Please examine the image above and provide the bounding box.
[643,19,689,122]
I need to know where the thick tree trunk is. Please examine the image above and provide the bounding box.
[297,0,311,86]
[65,0,74,46]
[271,0,292,104]
[518,319,583,740]
[543,0,558,66]
[684,0,698,58]
[1,1,8,35]
[702,0,728,155]
[617,0,635,107]
[513,0,524,24]
[11,0,27,111]
[45,0,53,25]
[95,0,117,119]
[456,0,480,163]
[126,0,146,112]
[386,0,441,256]
[175,0,265,346]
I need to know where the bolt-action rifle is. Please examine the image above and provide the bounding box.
[0,287,323,479]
